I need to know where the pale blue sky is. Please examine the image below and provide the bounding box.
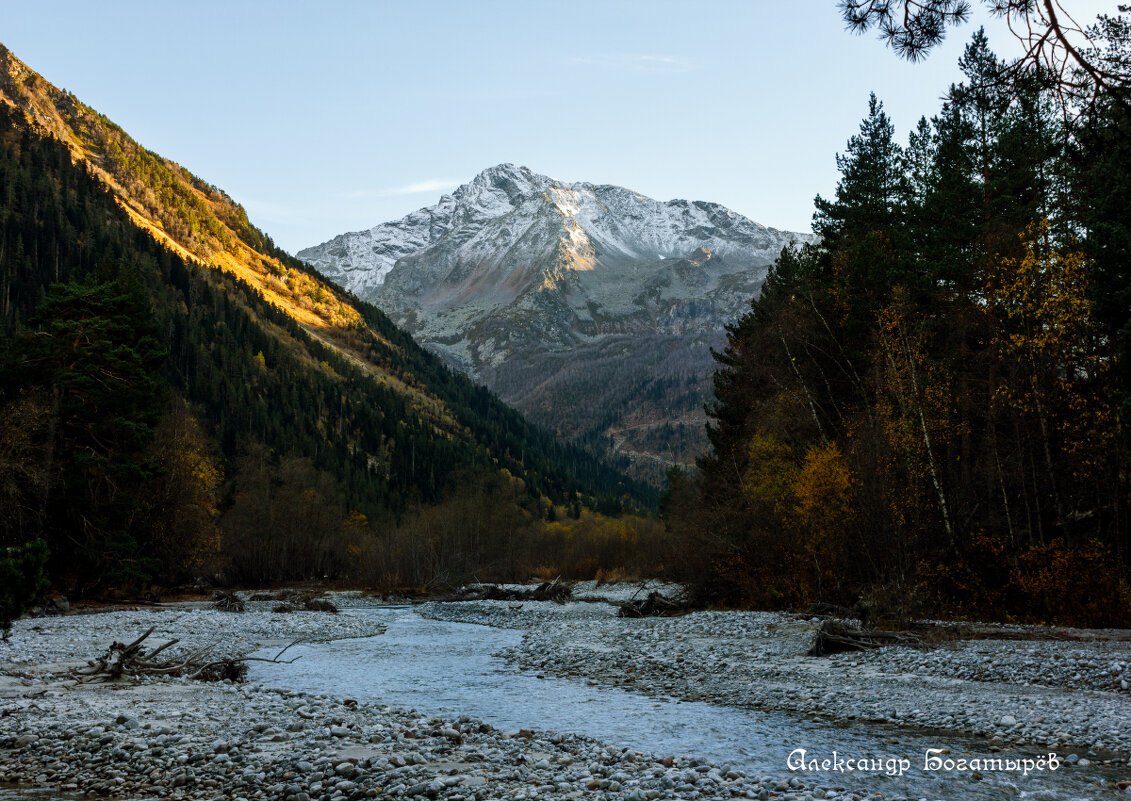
[1,1,1115,253]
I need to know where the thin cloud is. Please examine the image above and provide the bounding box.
[571,54,696,74]
[388,179,461,195]
[345,179,461,200]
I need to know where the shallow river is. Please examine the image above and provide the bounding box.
[248,606,1123,800]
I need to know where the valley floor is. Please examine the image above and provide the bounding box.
[0,589,1128,800]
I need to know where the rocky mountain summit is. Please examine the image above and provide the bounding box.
[299,165,811,481]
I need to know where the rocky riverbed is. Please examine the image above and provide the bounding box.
[1,677,811,801]
[1,593,1129,800]
[0,599,886,801]
[421,600,1131,767]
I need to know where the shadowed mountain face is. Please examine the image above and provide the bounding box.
[300,164,812,481]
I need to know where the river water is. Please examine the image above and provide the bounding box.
[248,606,1124,800]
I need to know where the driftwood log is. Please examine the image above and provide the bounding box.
[70,627,300,683]
[617,591,688,618]
[807,620,921,656]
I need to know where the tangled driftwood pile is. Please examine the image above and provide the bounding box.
[617,591,688,618]
[807,620,920,656]
[69,627,298,683]
[212,592,245,613]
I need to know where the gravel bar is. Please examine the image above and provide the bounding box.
[419,602,1131,763]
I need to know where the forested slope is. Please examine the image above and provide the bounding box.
[668,29,1131,627]
[0,46,655,596]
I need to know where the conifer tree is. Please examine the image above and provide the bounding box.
[17,269,167,589]
[1075,98,1131,442]
[814,93,906,247]
[0,538,48,638]
[814,94,916,340]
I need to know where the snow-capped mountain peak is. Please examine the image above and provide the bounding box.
[297,164,806,300]
[297,166,812,482]
[448,163,543,218]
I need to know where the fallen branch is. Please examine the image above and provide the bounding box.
[273,640,301,661]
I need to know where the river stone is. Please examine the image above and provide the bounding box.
[337,746,383,762]
[440,726,462,742]
[1000,715,1018,726]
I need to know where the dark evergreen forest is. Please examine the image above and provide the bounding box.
[667,28,1131,627]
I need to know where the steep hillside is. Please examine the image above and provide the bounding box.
[0,42,647,537]
[299,165,812,481]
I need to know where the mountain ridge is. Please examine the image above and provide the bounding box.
[300,163,804,306]
[299,164,813,480]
